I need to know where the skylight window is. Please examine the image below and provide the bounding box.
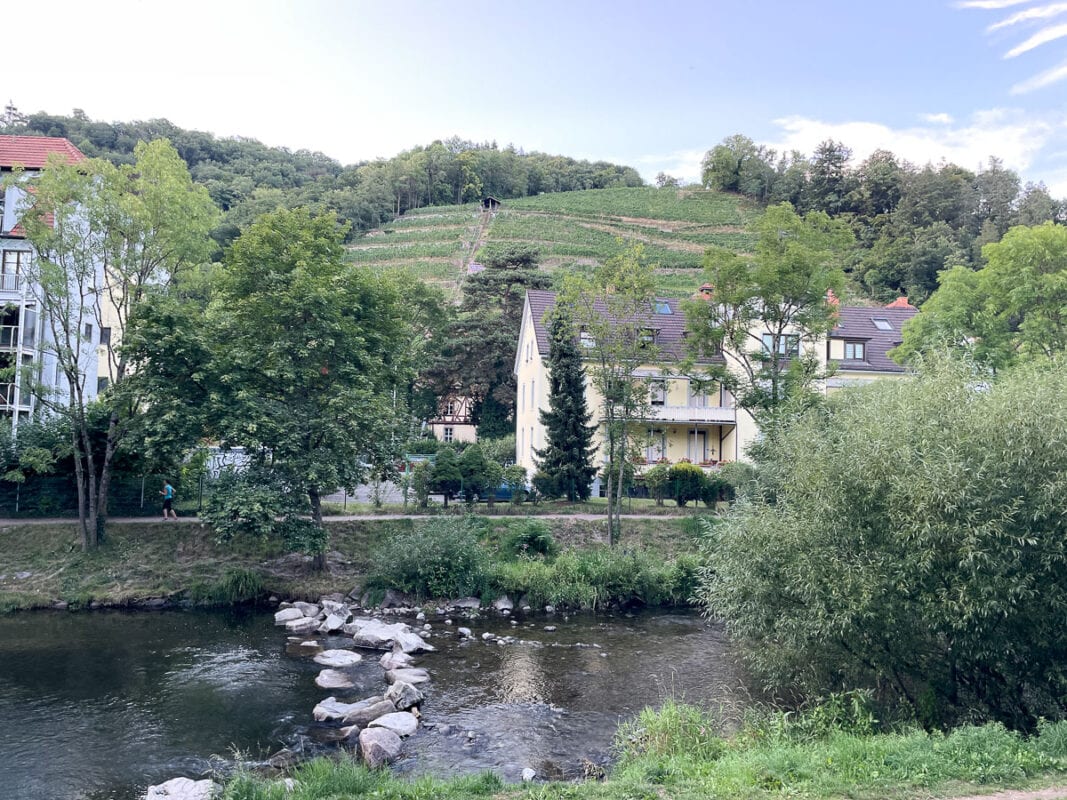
[872,318,893,331]
[652,300,672,315]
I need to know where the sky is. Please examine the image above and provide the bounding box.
[7,0,1067,194]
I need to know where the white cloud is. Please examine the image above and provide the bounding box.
[957,0,1032,8]
[989,2,1067,31]
[764,110,1057,173]
[629,148,707,185]
[1012,59,1067,91]
[1005,21,1067,57]
[921,113,955,124]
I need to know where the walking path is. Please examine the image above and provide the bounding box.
[0,513,693,526]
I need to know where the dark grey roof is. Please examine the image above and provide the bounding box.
[526,289,720,366]
[831,305,918,373]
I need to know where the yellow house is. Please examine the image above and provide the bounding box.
[514,289,917,492]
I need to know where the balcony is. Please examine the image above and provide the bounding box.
[0,274,22,294]
[644,404,736,425]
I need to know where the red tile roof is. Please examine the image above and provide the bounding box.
[0,136,86,169]
[885,296,917,310]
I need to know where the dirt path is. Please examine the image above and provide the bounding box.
[941,789,1067,800]
[0,512,695,526]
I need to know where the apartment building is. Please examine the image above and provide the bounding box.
[0,136,100,431]
[514,288,917,488]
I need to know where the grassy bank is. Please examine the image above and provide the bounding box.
[0,515,702,612]
[217,700,1067,800]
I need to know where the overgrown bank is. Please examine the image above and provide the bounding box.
[218,699,1067,800]
[0,515,704,612]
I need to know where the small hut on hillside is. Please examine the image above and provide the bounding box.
[482,196,502,210]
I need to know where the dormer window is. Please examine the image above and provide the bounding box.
[579,329,595,349]
[844,341,865,360]
[639,328,657,347]
[650,380,666,405]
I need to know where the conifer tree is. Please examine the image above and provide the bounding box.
[534,309,597,501]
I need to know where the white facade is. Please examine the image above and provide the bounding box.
[0,138,101,433]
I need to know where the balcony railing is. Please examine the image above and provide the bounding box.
[0,274,21,293]
[644,404,736,424]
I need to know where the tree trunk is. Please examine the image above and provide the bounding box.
[71,427,92,551]
[308,487,327,572]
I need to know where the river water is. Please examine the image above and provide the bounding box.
[0,607,738,800]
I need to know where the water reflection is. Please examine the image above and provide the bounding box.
[0,608,738,800]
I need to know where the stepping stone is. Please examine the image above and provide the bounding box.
[315,669,354,689]
[368,711,418,737]
[314,649,362,667]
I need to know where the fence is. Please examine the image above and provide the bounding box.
[0,474,207,518]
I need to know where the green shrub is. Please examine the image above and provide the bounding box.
[501,520,558,559]
[368,516,489,600]
[642,463,671,506]
[203,466,299,543]
[668,462,706,507]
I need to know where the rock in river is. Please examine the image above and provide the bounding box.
[385,680,424,710]
[274,608,305,624]
[314,649,363,667]
[379,650,413,670]
[342,698,396,728]
[369,711,419,737]
[315,669,354,690]
[144,777,219,799]
[314,696,378,722]
[385,668,430,685]
[359,727,402,768]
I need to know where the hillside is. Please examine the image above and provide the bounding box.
[349,187,762,298]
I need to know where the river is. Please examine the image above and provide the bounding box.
[0,607,738,800]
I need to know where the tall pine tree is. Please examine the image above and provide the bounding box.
[534,309,597,501]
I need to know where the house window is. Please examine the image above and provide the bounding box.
[872,318,893,331]
[579,329,595,349]
[761,333,799,357]
[646,428,666,462]
[84,323,93,339]
[97,376,110,393]
[531,380,535,407]
[521,383,525,412]
[443,427,454,443]
[2,250,26,275]
[99,327,111,346]
[844,341,865,360]
[689,381,712,407]
[652,300,672,315]
[650,380,666,406]
[446,399,456,416]
[639,328,657,347]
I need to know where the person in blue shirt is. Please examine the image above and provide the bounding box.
[160,480,177,520]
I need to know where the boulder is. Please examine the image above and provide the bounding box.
[451,597,481,610]
[315,669,355,690]
[385,668,430,685]
[321,600,351,618]
[492,595,514,612]
[274,608,305,624]
[342,698,397,728]
[346,619,434,653]
[457,627,473,638]
[394,629,434,654]
[314,649,363,668]
[358,727,402,768]
[368,711,418,737]
[293,602,321,618]
[522,768,537,782]
[385,680,424,710]
[313,696,380,722]
[323,614,348,632]
[144,777,218,800]
[379,650,413,670]
[284,617,321,634]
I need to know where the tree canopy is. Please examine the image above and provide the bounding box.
[894,222,1067,370]
[697,356,1067,729]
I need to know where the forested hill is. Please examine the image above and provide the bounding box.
[2,110,643,245]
